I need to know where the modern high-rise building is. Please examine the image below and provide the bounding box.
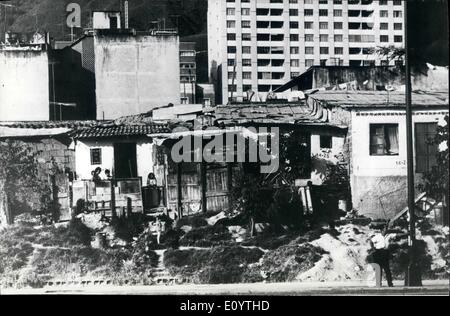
[208,0,405,105]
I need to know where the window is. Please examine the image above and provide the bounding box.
[304,9,314,16]
[227,20,236,28]
[290,9,298,16]
[242,33,251,41]
[242,8,250,15]
[242,21,251,28]
[290,21,299,28]
[394,23,402,30]
[90,148,102,165]
[305,22,313,29]
[305,34,314,42]
[305,47,314,54]
[370,124,399,156]
[290,47,299,54]
[290,34,299,41]
[380,35,389,42]
[242,59,252,66]
[334,9,342,17]
[228,46,237,54]
[305,59,315,67]
[319,22,328,30]
[415,123,438,173]
[334,22,343,29]
[319,9,328,17]
[243,72,252,79]
[320,34,329,42]
[242,46,251,54]
[334,34,343,42]
[380,11,388,18]
[394,35,403,43]
[334,47,343,55]
[320,136,332,149]
[227,33,236,41]
[380,23,388,30]
[228,59,235,66]
[227,8,235,15]
[291,59,299,67]
[320,47,329,54]
[393,11,403,18]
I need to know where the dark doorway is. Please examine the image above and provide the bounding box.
[114,143,138,179]
[110,16,118,29]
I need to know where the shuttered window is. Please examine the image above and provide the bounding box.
[415,123,438,173]
[370,124,399,156]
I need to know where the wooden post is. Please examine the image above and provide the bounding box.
[200,161,207,214]
[227,163,233,212]
[110,179,117,219]
[177,163,183,219]
[127,197,132,218]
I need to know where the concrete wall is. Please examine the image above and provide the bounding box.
[94,34,180,119]
[0,50,49,121]
[350,108,449,219]
[75,138,155,181]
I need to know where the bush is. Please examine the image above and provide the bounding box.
[176,215,208,229]
[164,246,264,284]
[179,224,232,247]
[255,241,326,282]
[34,219,93,247]
[111,214,147,242]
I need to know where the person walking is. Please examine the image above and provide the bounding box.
[369,229,394,287]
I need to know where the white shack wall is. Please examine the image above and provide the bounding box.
[75,139,155,181]
[350,108,449,219]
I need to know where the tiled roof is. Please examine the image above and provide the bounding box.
[0,121,102,139]
[73,123,171,139]
[0,120,101,129]
[307,90,449,109]
[213,102,333,126]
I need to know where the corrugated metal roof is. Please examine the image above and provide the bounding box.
[73,124,171,139]
[307,90,449,108]
[213,102,333,126]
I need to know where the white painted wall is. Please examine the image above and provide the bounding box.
[95,34,180,119]
[93,12,122,30]
[351,109,448,177]
[75,138,155,181]
[0,50,49,121]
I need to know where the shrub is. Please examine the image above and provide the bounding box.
[179,224,232,247]
[176,215,208,229]
[256,242,326,282]
[111,214,147,242]
[164,246,264,284]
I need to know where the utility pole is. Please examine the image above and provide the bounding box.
[404,0,422,287]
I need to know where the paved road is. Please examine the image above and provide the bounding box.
[2,280,448,296]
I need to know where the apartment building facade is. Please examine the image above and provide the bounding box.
[180,42,197,104]
[208,0,405,105]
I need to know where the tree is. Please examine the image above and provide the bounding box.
[230,129,309,235]
[0,140,52,222]
[420,115,449,225]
